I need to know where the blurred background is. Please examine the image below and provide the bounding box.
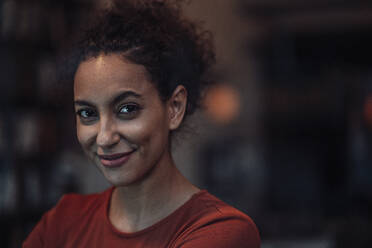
[1,0,372,247]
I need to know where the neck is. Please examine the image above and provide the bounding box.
[109,151,199,233]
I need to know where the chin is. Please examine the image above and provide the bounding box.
[100,164,152,188]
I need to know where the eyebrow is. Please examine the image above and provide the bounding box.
[112,91,142,105]
[74,91,142,107]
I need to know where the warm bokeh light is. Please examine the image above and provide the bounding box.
[364,95,372,126]
[203,84,240,124]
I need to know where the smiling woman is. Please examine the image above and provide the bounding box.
[74,55,177,188]
[22,0,260,247]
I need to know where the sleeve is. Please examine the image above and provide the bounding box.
[174,218,261,248]
[22,195,69,248]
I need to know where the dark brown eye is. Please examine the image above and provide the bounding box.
[118,104,139,115]
[76,109,98,122]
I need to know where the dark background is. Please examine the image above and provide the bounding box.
[1,0,372,247]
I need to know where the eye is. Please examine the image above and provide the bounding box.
[76,108,98,123]
[117,103,140,118]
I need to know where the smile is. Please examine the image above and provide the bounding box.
[98,151,135,168]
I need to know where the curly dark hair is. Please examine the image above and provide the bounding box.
[74,0,215,119]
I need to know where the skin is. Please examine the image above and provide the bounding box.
[74,54,199,233]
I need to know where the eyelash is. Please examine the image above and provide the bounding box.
[76,109,98,123]
[76,103,141,123]
[117,103,141,116]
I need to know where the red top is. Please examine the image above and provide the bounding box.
[23,187,260,248]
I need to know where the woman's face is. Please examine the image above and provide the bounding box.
[73,54,174,187]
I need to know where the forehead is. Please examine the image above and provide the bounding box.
[74,54,155,99]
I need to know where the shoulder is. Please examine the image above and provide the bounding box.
[23,187,113,247]
[188,191,259,231]
[48,188,110,222]
[45,187,112,229]
[53,188,109,215]
[174,191,260,248]
[46,187,114,231]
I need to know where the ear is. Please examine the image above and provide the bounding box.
[167,85,187,131]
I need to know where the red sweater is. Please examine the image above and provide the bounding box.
[23,187,260,248]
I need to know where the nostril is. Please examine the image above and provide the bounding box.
[96,128,120,147]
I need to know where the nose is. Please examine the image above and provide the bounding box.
[96,116,120,148]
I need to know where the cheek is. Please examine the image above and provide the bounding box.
[76,122,96,149]
[120,115,169,150]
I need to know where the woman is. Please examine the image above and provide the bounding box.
[23,0,260,247]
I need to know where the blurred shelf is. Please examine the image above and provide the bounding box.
[240,0,372,17]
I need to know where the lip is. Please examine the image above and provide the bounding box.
[98,151,135,168]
